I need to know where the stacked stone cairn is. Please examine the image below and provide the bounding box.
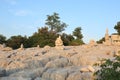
[55,36,64,50]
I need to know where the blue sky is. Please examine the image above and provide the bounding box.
[0,0,120,43]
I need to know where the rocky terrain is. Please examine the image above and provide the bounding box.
[0,44,119,80]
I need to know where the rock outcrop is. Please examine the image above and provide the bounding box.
[0,44,118,80]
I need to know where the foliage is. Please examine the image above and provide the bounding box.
[1,12,85,48]
[28,27,58,47]
[6,35,28,49]
[70,39,84,46]
[97,37,105,44]
[73,27,83,40]
[0,34,6,44]
[72,27,84,45]
[45,12,67,33]
[114,21,120,35]
[61,33,74,46]
[94,56,120,80]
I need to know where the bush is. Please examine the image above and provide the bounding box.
[94,56,120,80]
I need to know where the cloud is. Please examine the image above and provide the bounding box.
[8,9,31,16]
[15,10,30,16]
[5,0,17,5]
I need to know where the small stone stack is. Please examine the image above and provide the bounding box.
[19,44,24,50]
[89,39,97,46]
[0,44,12,51]
[37,45,40,48]
[55,36,64,50]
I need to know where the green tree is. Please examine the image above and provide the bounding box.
[7,35,27,49]
[114,21,120,35]
[61,33,74,46]
[72,27,84,45]
[0,34,6,44]
[28,27,58,47]
[73,27,83,40]
[45,12,67,33]
[97,37,105,44]
[94,56,120,80]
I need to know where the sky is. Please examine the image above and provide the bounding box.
[0,0,120,43]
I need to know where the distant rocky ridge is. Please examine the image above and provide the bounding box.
[0,43,120,80]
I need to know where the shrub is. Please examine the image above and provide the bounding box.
[94,56,120,80]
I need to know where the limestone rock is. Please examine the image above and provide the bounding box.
[80,65,95,73]
[67,72,81,80]
[0,77,31,80]
[1,47,12,51]
[37,45,40,48]
[0,68,6,77]
[18,44,24,50]
[42,68,68,80]
[87,65,95,72]
[45,58,70,68]
[88,39,97,47]
[34,77,42,80]
[10,68,45,79]
[0,44,12,51]
[51,69,68,80]
[55,36,64,50]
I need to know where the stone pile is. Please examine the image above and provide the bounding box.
[55,36,64,50]
[0,44,12,51]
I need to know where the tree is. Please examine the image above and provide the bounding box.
[28,27,58,47]
[61,33,74,46]
[72,27,84,45]
[6,35,27,49]
[114,21,120,35]
[97,37,105,44]
[45,12,67,33]
[94,56,120,80]
[0,34,6,44]
[73,27,83,40]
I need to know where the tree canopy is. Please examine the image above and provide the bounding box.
[0,12,85,49]
[72,27,84,45]
[6,35,27,49]
[0,34,6,44]
[73,27,83,40]
[45,12,67,33]
[28,27,58,47]
[114,21,120,35]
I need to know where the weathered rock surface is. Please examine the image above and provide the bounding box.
[0,44,119,80]
[0,68,6,77]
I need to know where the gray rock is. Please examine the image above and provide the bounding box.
[34,77,42,80]
[45,58,70,68]
[0,77,31,80]
[51,69,68,80]
[42,68,57,80]
[42,68,68,80]
[0,68,6,77]
[10,68,45,79]
[25,60,43,69]
[81,72,93,80]
[67,71,81,80]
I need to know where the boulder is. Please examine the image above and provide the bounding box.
[45,58,70,68]
[42,68,68,80]
[51,69,68,80]
[80,65,95,73]
[0,68,6,77]
[67,72,81,80]
[10,68,45,79]
[0,77,31,80]
[42,68,57,80]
